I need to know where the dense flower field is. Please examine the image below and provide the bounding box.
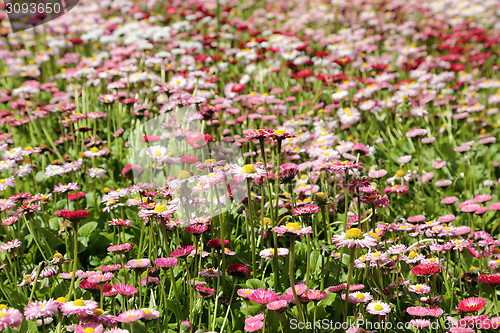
[1,0,500,332]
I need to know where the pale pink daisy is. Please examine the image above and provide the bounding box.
[272,222,312,237]
[141,308,160,321]
[117,309,144,323]
[76,322,104,333]
[366,301,391,315]
[267,300,288,311]
[332,228,378,248]
[0,239,21,252]
[145,145,168,160]
[60,299,98,316]
[23,299,59,319]
[259,248,289,258]
[408,284,430,294]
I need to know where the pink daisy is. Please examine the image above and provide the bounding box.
[76,322,104,333]
[113,283,138,296]
[272,222,312,237]
[23,299,59,319]
[249,288,277,304]
[0,307,23,331]
[409,319,431,328]
[154,257,178,268]
[117,309,144,323]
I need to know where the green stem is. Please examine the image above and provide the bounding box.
[246,179,257,278]
[66,223,79,300]
[289,237,307,332]
[220,278,238,332]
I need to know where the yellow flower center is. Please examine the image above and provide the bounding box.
[0,305,7,310]
[83,328,95,333]
[53,253,63,260]
[144,309,152,315]
[241,164,257,174]
[154,205,168,213]
[345,228,364,240]
[73,299,85,306]
[204,159,216,164]
[396,169,406,177]
[177,170,191,180]
[374,304,384,311]
[285,223,301,231]
[356,293,365,300]
[274,130,285,136]
[93,309,105,315]
[415,286,422,290]
[56,297,68,303]
[0,313,5,318]
[91,147,99,153]
[408,251,417,259]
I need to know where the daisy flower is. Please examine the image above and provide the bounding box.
[249,288,277,304]
[117,309,144,323]
[237,289,254,299]
[407,306,428,316]
[332,228,378,248]
[154,257,178,268]
[145,145,168,160]
[141,308,160,321]
[344,292,374,303]
[0,239,21,252]
[87,272,114,284]
[199,267,222,278]
[60,299,98,316]
[0,177,16,191]
[409,319,431,328]
[267,300,288,311]
[259,248,289,258]
[229,164,267,183]
[272,222,313,237]
[87,168,106,178]
[0,307,23,331]
[23,299,59,319]
[457,297,486,313]
[408,284,430,294]
[76,322,104,333]
[366,301,391,315]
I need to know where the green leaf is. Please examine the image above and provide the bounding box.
[27,320,38,333]
[246,278,265,289]
[79,222,98,238]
